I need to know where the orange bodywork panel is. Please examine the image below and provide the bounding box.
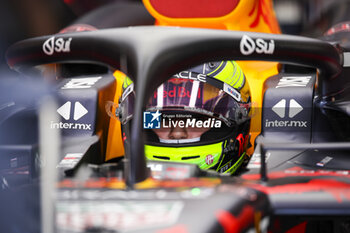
[105,70,126,161]
[237,61,280,155]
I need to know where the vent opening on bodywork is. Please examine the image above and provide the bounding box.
[153,155,170,160]
[181,156,200,160]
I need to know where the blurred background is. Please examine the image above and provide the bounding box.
[1,0,350,75]
[0,0,139,74]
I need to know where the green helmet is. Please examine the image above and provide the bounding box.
[119,61,251,175]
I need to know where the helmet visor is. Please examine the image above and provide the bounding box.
[118,75,250,127]
[146,77,247,127]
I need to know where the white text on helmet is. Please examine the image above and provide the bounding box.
[174,71,207,82]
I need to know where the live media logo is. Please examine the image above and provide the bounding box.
[143,111,161,129]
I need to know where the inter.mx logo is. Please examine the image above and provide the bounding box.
[143,110,161,129]
[51,101,92,130]
[272,99,303,118]
[265,99,307,128]
[57,101,88,120]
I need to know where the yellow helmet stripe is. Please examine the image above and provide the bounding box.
[209,61,245,90]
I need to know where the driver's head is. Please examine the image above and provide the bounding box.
[118,61,251,175]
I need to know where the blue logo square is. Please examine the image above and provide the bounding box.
[143,111,161,129]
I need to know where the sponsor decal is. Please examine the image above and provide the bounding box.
[143,110,161,129]
[56,201,184,232]
[122,83,134,101]
[271,99,287,118]
[240,35,275,55]
[316,156,333,167]
[265,99,307,128]
[51,101,91,130]
[61,77,102,89]
[276,76,312,88]
[247,152,270,169]
[153,86,201,99]
[223,83,241,102]
[174,71,207,82]
[147,163,193,180]
[50,122,91,130]
[147,163,163,172]
[219,161,232,173]
[147,163,163,179]
[265,120,307,128]
[57,101,88,121]
[43,36,72,56]
[165,166,191,180]
[57,153,83,168]
[205,154,214,165]
[272,99,303,118]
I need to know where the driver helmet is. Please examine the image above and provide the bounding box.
[117,61,251,175]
